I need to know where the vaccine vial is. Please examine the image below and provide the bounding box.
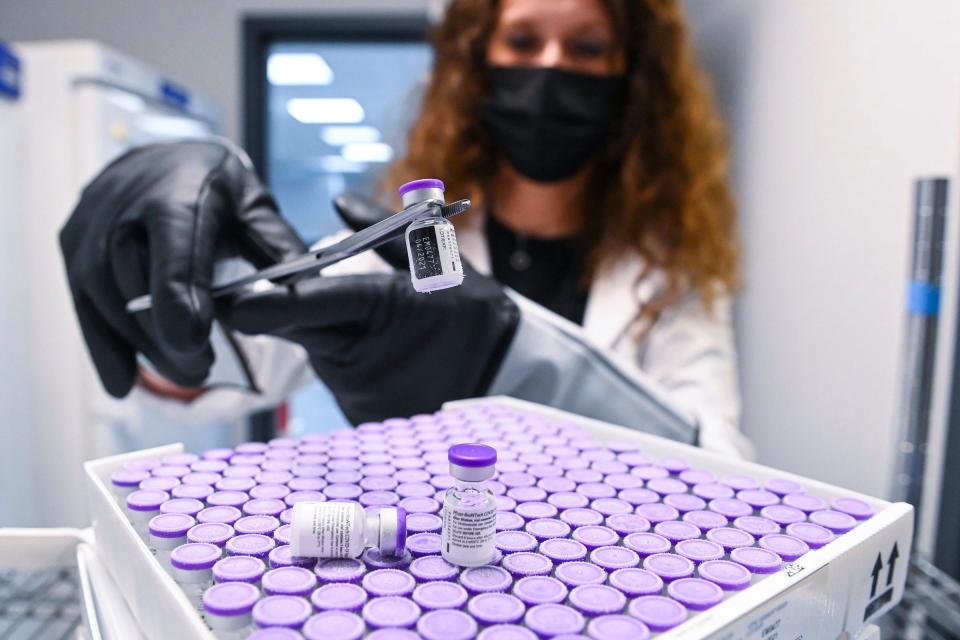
[203,582,258,640]
[441,443,498,567]
[400,179,464,293]
[290,501,406,559]
[170,542,221,617]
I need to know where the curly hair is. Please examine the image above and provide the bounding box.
[386,0,737,318]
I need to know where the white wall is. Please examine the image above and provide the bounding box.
[687,1,960,506]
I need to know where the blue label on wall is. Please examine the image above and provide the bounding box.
[159,79,189,110]
[0,42,21,100]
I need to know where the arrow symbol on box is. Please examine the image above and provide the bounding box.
[870,552,883,598]
[886,543,900,587]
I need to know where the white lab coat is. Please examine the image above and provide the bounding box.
[131,210,752,458]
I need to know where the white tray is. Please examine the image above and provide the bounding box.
[82,396,913,639]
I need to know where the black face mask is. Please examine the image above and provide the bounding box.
[481,65,625,183]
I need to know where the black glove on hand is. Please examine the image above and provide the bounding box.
[60,141,307,397]
[222,193,520,423]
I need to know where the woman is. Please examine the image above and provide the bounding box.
[60,0,750,456]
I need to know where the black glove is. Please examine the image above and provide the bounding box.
[60,140,307,397]
[222,193,520,423]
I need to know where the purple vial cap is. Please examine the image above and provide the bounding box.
[397,497,440,514]
[497,511,526,531]
[524,604,586,637]
[662,493,707,514]
[634,503,680,524]
[216,477,257,492]
[448,443,496,467]
[667,577,723,611]
[477,625,537,640]
[252,485,292,501]
[406,532,442,557]
[468,592,527,625]
[362,569,416,597]
[708,498,753,519]
[243,498,286,517]
[646,478,687,496]
[590,498,633,517]
[126,490,169,512]
[226,533,276,558]
[705,527,755,551]
[622,532,671,557]
[188,522,234,547]
[160,498,204,516]
[785,522,835,549]
[765,478,806,496]
[412,581,469,611]
[399,179,445,196]
[417,609,478,640]
[524,518,571,541]
[513,575,568,606]
[248,629,304,640]
[737,489,781,509]
[408,555,459,582]
[678,469,715,486]
[587,614,651,640]
[138,476,180,492]
[692,483,735,501]
[362,596,421,628]
[123,458,160,472]
[172,484,214,501]
[497,530,539,553]
[569,584,627,616]
[367,631,419,640]
[733,516,781,538]
[832,497,875,520]
[460,565,512,594]
[729,546,782,574]
[682,510,729,532]
[207,491,249,508]
[361,548,413,570]
[697,559,751,590]
[302,611,364,640]
[203,581,259,616]
[111,469,150,487]
[674,539,725,564]
[809,509,857,533]
[722,474,760,491]
[571,526,619,550]
[607,568,663,597]
[502,552,553,578]
[559,508,604,528]
[760,505,807,526]
[324,484,363,500]
[554,561,608,588]
[617,488,659,507]
[782,493,827,513]
[263,566,318,597]
[590,546,640,572]
[642,553,695,582]
[311,583,368,612]
[758,534,810,562]
[269,545,317,570]
[253,595,312,629]
[604,514,651,536]
[653,520,701,543]
[236,515,281,536]
[627,595,687,632]
[198,505,242,525]
[515,501,559,520]
[171,542,221,571]
[213,555,266,584]
[148,513,195,538]
[539,538,589,564]
[508,486,548,503]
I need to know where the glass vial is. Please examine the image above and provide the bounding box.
[399,179,464,293]
[441,443,498,567]
[290,501,406,558]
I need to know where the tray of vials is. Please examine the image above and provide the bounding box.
[83,396,913,639]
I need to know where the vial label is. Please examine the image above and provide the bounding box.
[304,502,355,557]
[409,224,462,280]
[441,504,496,556]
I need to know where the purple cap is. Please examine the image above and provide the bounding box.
[678,469,716,486]
[183,472,222,487]
[216,477,257,493]
[515,502,559,521]
[405,512,442,534]
[362,569,416,598]
[765,478,805,496]
[302,611,364,640]
[524,518,571,542]
[409,556,459,582]
[248,629,306,640]
[667,577,722,611]
[721,475,760,491]
[759,505,806,527]
[539,538,588,564]
[323,484,363,501]
[496,530,539,553]
[138,476,180,492]
[571,526,619,550]
[361,548,413,570]
[251,485,292,501]
[172,484,214,501]
[634,503,680,525]
[288,478,327,493]
[729,546,781,574]
[733,516,780,538]
[203,581,260,616]
[590,546,640,572]
[417,609,478,640]
[497,511,527,532]
[213,555,267,584]
[192,459,229,473]
[148,513,195,538]
[360,491,400,508]
[314,558,366,584]
[645,478,687,496]
[508,486,548,503]
[188,522,234,547]
[569,584,627,617]
[642,554,694,582]
[468,592,527,625]
[406,532,442,557]
[171,542,222,571]
[197,505,242,525]
[809,509,857,533]
[622,533,671,558]
[460,565,512,594]
[449,443,496,471]
[311,583,368,612]
[253,595,312,629]
[537,476,576,493]
[708,498,753,519]
[652,521,700,544]
[412,581,469,611]
[697,559,751,590]
[785,522,835,549]
[568,469,604,484]
[602,474,644,491]
[236,515,281,536]
[617,488,660,507]
[832,497,874,520]
[524,604,585,637]
[662,494,707,514]
[630,466,668,481]
[604,514,651,536]
[223,465,259,479]
[705,527,755,551]
[496,496,519,512]
[112,469,150,488]
[502,552,553,578]
[262,567,317,597]
[626,595,686,632]
[243,498,286,518]
[586,614,651,640]
[274,524,292,545]
[589,499,633,518]
[160,498,204,517]
[154,465,191,478]
[554,561,607,588]
[208,491,249,508]
[126,490,169,512]
[477,625,538,640]
[692,483,735,501]
[559,508,604,528]
[682,510,729,532]
[513,576,568,606]
[607,568,663,597]
[737,489,780,509]
[674,539,724,564]
[397,497,440,514]
[576,483,617,500]
[782,493,827,513]
[399,178,445,196]
[396,483,435,499]
[269,545,317,570]
[226,533,276,559]
[758,534,810,562]
[362,596,421,628]
[202,448,235,461]
[123,458,161,472]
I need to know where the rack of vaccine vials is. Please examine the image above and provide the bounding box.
[82,396,913,639]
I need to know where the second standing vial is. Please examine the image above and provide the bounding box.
[441,443,498,566]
